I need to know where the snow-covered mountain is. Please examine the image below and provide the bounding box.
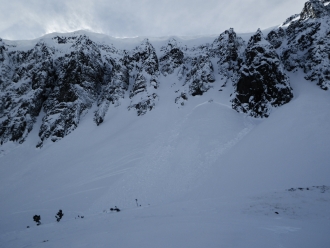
[1,1,330,247]
[1,0,329,147]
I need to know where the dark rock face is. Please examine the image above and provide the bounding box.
[127,39,160,116]
[37,35,104,146]
[94,54,129,125]
[0,41,55,144]
[232,30,293,118]
[185,55,215,96]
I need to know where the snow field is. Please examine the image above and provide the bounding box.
[0,62,330,247]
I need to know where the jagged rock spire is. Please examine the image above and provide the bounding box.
[210,28,245,82]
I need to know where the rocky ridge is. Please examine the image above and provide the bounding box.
[268,0,330,90]
[0,0,328,146]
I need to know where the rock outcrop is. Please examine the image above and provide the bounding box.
[185,55,215,96]
[209,28,245,83]
[94,49,129,125]
[159,38,184,76]
[232,30,293,118]
[37,35,104,146]
[268,0,330,90]
[0,41,55,145]
[127,39,160,116]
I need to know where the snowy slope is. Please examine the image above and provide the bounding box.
[1,0,330,247]
[0,69,330,248]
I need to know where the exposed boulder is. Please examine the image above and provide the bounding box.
[175,92,188,106]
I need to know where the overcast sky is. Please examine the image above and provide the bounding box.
[0,0,308,40]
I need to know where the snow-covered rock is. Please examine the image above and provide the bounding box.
[94,50,129,125]
[300,0,329,20]
[159,38,184,76]
[37,35,104,147]
[0,41,55,144]
[160,38,215,101]
[184,54,215,96]
[232,29,293,118]
[127,39,160,116]
[209,28,245,83]
[268,0,330,90]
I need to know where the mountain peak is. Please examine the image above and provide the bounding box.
[247,29,268,47]
[300,0,329,20]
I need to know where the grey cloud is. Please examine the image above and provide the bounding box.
[0,0,307,40]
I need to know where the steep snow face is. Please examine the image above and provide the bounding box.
[232,29,293,118]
